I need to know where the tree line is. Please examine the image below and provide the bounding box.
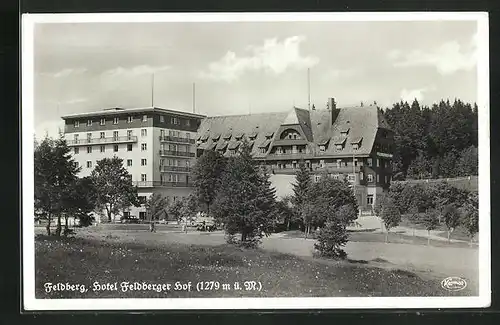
[373,181,479,245]
[34,135,142,236]
[382,99,478,180]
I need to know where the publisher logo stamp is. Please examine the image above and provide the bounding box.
[441,277,467,292]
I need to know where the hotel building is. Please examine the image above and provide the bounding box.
[61,107,205,221]
[196,98,394,211]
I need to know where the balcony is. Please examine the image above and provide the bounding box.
[159,150,196,157]
[67,136,138,146]
[133,181,194,188]
[159,135,195,144]
[160,166,191,173]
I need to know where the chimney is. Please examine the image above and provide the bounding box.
[328,97,339,125]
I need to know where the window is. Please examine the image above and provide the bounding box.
[141,143,147,151]
[87,146,92,153]
[320,160,325,168]
[367,174,374,182]
[141,159,147,166]
[141,129,147,137]
[100,132,105,139]
[127,116,133,123]
[314,175,321,182]
[276,147,283,154]
[74,147,79,154]
[260,148,266,154]
[337,159,342,168]
[74,121,80,128]
[360,172,364,181]
[113,117,119,124]
[172,117,178,124]
[114,145,118,152]
[74,134,79,141]
[141,174,147,182]
[87,133,92,142]
[186,119,191,126]
[160,116,165,123]
[113,131,119,139]
[100,145,105,153]
[367,195,374,205]
[348,174,356,181]
[87,120,92,126]
[160,129,165,137]
[292,162,297,169]
[292,145,297,154]
[127,144,132,151]
[319,145,325,152]
[127,159,132,167]
[335,144,343,150]
[376,159,379,167]
[142,115,147,122]
[385,175,388,183]
[159,159,164,166]
[377,174,380,182]
[367,158,373,167]
[186,132,190,139]
[354,159,358,167]
[344,161,348,167]
[86,161,92,168]
[100,118,105,126]
[127,130,133,139]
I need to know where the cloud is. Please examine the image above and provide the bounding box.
[400,86,436,102]
[50,68,87,78]
[199,35,319,82]
[65,98,88,105]
[102,64,171,78]
[34,119,65,140]
[323,68,361,80]
[389,34,477,75]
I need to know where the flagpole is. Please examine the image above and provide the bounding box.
[151,73,155,107]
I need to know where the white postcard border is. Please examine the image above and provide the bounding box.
[22,12,491,311]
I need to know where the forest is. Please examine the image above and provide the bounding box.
[381,99,478,180]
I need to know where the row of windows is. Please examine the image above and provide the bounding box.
[76,158,149,169]
[73,115,192,128]
[159,159,190,167]
[73,143,148,154]
[273,158,390,169]
[310,173,390,184]
[74,129,148,141]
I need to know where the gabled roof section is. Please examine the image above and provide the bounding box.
[258,139,272,148]
[216,141,228,150]
[228,141,241,150]
[351,137,363,144]
[197,111,288,157]
[333,136,347,145]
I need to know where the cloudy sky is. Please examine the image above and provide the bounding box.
[33,20,478,139]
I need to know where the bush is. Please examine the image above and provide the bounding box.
[314,221,348,259]
[313,204,354,259]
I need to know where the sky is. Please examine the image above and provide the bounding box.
[32,19,479,139]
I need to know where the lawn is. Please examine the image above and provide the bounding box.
[281,229,477,249]
[35,233,474,299]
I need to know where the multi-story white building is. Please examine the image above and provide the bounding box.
[61,107,205,221]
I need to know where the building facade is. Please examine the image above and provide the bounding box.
[61,107,205,221]
[196,98,394,211]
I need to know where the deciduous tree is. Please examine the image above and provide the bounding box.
[91,157,140,222]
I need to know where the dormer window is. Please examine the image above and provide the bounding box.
[74,120,80,128]
[87,120,92,126]
[260,148,267,154]
[223,132,232,141]
[334,137,346,150]
[265,132,274,139]
[276,147,283,154]
[319,145,325,152]
[351,137,363,150]
[127,116,133,123]
[248,132,258,140]
[340,127,350,137]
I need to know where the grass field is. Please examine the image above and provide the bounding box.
[35,228,476,299]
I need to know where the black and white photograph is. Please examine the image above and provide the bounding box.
[22,12,490,310]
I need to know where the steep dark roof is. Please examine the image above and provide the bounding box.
[197,104,385,158]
